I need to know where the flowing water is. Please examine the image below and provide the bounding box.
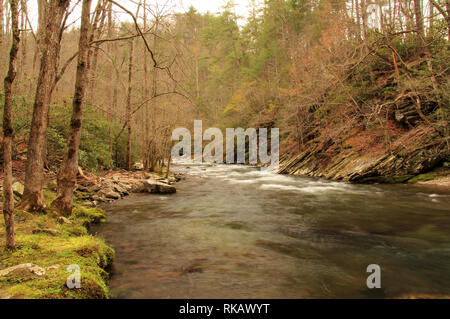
[92,164,450,298]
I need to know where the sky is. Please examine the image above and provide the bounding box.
[180,0,251,17]
[25,0,254,29]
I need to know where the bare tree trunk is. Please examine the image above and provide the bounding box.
[361,0,374,81]
[87,0,107,102]
[4,0,9,35]
[147,19,159,170]
[413,0,425,55]
[428,0,434,31]
[20,0,26,81]
[51,0,92,216]
[29,0,46,95]
[2,0,19,250]
[165,144,172,179]
[355,0,361,39]
[447,0,450,40]
[126,37,134,170]
[106,2,113,154]
[143,0,149,170]
[0,0,5,71]
[21,0,70,212]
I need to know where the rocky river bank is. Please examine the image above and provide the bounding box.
[278,125,449,186]
[0,168,183,299]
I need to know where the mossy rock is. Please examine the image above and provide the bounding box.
[73,205,106,224]
[406,173,436,183]
[357,175,414,184]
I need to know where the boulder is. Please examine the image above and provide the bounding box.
[144,180,176,194]
[57,216,72,224]
[92,195,107,203]
[102,180,115,189]
[76,184,90,193]
[121,182,133,192]
[113,183,129,196]
[173,173,184,181]
[87,184,101,193]
[100,189,121,199]
[12,182,24,197]
[133,162,144,170]
[144,172,160,179]
[0,263,46,278]
[130,180,147,193]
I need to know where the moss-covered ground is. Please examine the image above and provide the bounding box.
[0,188,114,299]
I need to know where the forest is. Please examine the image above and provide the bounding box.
[0,0,449,299]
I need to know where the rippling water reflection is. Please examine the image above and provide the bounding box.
[92,164,450,298]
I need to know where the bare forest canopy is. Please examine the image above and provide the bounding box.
[0,0,448,175]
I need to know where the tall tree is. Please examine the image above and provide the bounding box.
[413,0,425,55]
[142,0,149,170]
[0,0,5,71]
[2,0,20,250]
[126,37,134,171]
[106,1,114,153]
[20,0,27,83]
[51,0,92,215]
[20,0,70,211]
[87,0,107,102]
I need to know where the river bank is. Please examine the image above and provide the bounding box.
[278,125,449,188]
[0,169,180,299]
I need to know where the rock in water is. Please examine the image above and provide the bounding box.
[144,180,176,194]
[98,187,121,199]
[156,182,176,194]
[113,183,129,196]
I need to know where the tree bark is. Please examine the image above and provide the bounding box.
[87,0,107,102]
[447,0,450,40]
[147,19,159,170]
[413,0,425,55]
[126,37,134,170]
[106,2,113,154]
[29,0,46,95]
[0,0,5,70]
[2,0,20,250]
[143,0,149,170]
[355,0,361,39]
[20,0,27,84]
[51,0,92,216]
[21,0,70,212]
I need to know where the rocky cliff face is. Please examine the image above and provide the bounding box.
[278,125,449,183]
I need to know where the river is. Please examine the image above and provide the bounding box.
[92,163,450,298]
